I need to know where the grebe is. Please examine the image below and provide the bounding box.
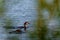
[9,22,30,34]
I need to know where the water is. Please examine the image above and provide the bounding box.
[0,0,37,40]
[5,0,37,26]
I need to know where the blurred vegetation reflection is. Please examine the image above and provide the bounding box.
[7,36,19,40]
[0,0,5,17]
[29,0,60,40]
[5,18,13,29]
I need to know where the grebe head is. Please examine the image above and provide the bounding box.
[24,22,30,32]
[24,22,30,27]
[24,22,29,25]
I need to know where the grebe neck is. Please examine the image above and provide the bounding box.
[24,24,28,27]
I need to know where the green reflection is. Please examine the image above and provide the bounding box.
[0,0,5,17]
[7,36,19,40]
[29,0,60,40]
[5,18,13,29]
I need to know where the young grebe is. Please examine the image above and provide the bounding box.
[9,22,29,34]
